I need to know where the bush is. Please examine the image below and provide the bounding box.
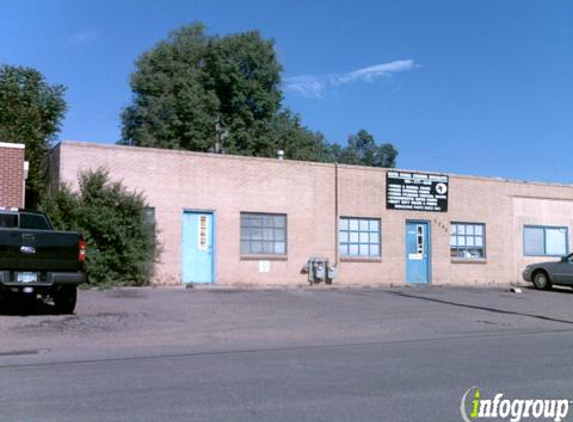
[41,168,158,287]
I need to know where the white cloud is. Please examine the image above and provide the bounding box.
[68,30,98,46]
[282,76,327,99]
[284,59,418,99]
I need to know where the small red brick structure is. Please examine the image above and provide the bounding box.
[0,142,26,208]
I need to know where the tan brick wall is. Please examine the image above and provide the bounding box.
[52,141,573,286]
[54,142,335,285]
[0,143,25,208]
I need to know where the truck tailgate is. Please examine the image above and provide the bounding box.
[0,230,82,272]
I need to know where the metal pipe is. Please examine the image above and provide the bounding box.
[334,162,339,265]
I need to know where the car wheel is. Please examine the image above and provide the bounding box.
[53,286,77,314]
[533,271,552,290]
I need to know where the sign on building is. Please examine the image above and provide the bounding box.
[386,171,449,212]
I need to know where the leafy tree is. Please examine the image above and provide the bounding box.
[41,168,157,287]
[120,22,325,161]
[121,24,218,150]
[0,65,67,207]
[120,23,400,167]
[375,143,399,168]
[203,29,283,155]
[261,109,330,162]
[332,129,398,168]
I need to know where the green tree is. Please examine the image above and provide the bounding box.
[0,65,67,206]
[262,109,330,162]
[121,24,217,150]
[121,23,400,167]
[203,29,283,155]
[41,168,157,287]
[333,129,398,168]
[120,22,326,161]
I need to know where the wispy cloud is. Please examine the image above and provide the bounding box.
[284,59,418,99]
[68,30,98,46]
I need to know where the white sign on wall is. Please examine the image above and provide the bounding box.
[259,260,271,273]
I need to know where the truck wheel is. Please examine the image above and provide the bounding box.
[54,286,77,314]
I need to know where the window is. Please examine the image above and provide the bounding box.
[339,217,381,257]
[450,222,486,259]
[0,213,17,229]
[143,207,157,255]
[143,207,156,227]
[19,213,51,230]
[240,213,287,255]
[524,226,568,256]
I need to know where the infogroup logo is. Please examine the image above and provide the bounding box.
[460,387,571,422]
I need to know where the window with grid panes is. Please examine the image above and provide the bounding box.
[240,213,287,255]
[450,222,486,259]
[339,217,381,257]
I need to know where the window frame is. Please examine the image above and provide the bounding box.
[450,222,487,260]
[523,225,569,257]
[338,216,382,259]
[240,212,288,257]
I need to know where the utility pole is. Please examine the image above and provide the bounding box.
[214,115,228,154]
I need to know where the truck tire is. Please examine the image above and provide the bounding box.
[54,286,77,314]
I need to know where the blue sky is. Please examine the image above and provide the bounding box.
[1,0,572,182]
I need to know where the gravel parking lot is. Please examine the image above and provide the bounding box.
[2,285,573,422]
[2,284,573,361]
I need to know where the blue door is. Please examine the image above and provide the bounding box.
[406,222,430,284]
[182,211,214,284]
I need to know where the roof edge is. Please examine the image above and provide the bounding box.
[0,142,25,150]
[56,140,573,189]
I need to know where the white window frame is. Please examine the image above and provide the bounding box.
[339,217,381,258]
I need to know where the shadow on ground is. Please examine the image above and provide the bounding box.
[0,297,60,316]
[387,289,573,325]
[521,285,573,294]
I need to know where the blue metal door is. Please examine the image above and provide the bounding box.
[406,222,430,284]
[182,211,214,284]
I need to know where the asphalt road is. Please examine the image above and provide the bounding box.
[2,285,573,422]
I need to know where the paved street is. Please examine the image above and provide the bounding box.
[2,285,573,422]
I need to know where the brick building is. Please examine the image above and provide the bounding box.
[50,141,573,286]
[0,142,26,209]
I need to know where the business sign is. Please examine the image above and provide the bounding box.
[386,171,449,212]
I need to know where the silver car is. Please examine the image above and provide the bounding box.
[523,253,573,290]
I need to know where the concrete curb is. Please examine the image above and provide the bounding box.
[86,282,534,293]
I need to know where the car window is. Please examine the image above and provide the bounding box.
[19,213,51,230]
[0,214,18,229]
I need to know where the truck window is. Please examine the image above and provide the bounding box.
[0,214,18,229]
[19,213,51,230]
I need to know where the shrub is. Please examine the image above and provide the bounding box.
[41,168,157,287]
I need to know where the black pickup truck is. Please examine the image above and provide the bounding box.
[0,208,86,313]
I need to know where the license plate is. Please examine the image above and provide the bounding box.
[16,272,38,283]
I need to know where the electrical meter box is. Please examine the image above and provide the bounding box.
[304,257,338,285]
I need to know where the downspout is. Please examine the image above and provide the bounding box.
[334,162,339,265]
